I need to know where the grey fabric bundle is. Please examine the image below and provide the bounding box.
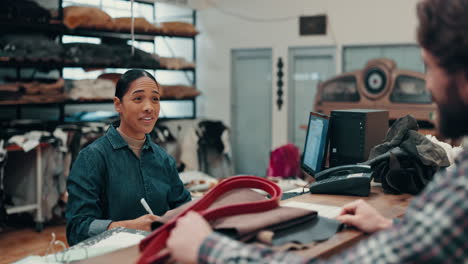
[364,115,450,194]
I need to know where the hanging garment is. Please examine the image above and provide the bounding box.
[267,143,301,178]
[150,125,183,171]
[197,120,234,178]
[0,140,7,229]
[180,120,234,178]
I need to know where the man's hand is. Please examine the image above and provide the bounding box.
[336,199,392,233]
[108,214,160,231]
[167,211,213,264]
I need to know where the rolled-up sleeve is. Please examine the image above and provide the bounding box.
[88,219,113,237]
[65,148,108,246]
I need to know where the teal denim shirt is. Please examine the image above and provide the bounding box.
[65,125,191,246]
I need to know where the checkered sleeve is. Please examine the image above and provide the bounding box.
[322,161,468,264]
[198,232,308,264]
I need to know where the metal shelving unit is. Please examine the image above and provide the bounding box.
[0,1,198,121]
[0,1,198,232]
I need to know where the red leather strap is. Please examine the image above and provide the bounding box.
[137,175,282,264]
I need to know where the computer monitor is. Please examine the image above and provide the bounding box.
[302,112,330,177]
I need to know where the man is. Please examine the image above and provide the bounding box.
[166,0,468,262]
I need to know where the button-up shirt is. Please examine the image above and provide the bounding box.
[66,125,191,246]
[198,149,468,264]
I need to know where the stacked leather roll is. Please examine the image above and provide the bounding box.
[63,6,198,37]
[97,73,201,100]
[63,6,115,30]
[161,22,199,37]
[114,17,163,33]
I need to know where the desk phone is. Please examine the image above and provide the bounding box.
[309,165,373,196]
[301,112,374,197]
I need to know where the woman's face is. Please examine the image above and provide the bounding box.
[114,76,160,139]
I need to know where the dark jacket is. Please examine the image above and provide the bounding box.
[364,115,450,194]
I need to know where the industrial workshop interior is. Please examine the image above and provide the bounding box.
[1,0,467,263]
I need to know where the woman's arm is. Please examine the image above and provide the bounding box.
[107,214,159,230]
[65,148,109,246]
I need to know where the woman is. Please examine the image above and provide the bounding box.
[66,69,191,246]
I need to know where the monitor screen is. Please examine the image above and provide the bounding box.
[302,112,329,176]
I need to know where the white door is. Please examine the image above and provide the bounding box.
[231,49,272,176]
[288,47,335,152]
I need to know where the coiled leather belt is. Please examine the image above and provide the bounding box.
[137,175,283,264]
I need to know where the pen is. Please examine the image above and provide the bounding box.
[140,198,154,215]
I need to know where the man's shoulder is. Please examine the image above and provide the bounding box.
[458,150,468,177]
[460,147,468,159]
[437,148,468,188]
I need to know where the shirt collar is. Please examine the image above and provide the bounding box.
[143,133,155,152]
[106,125,155,152]
[106,125,127,150]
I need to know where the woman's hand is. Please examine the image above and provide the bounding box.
[336,199,392,233]
[167,211,213,264]
[108,214,160,231]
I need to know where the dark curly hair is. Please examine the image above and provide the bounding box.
[417,0,468,74]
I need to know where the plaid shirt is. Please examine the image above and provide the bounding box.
[198,149,468,264]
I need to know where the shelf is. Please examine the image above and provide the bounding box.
[69,27,197,40]
[0,3,197,121]
[0,58,195,71]
[0,20,197,41]
[6,204,38,214]
[0,98,196,107]
[118,0,156,4]
[6,142,49,152]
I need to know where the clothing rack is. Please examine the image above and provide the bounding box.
[5,143,48,232]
